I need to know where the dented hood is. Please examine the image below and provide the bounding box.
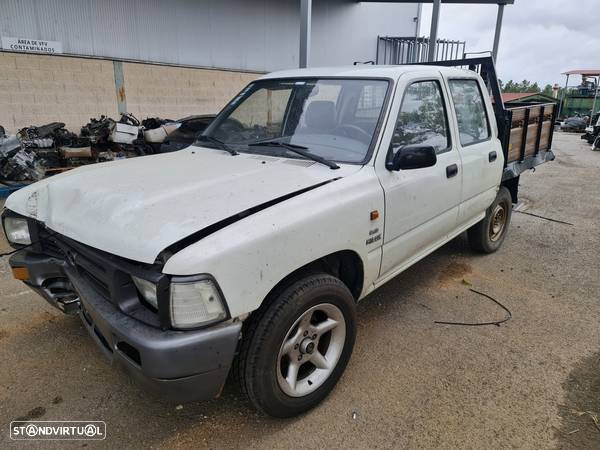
[6,147,357,263]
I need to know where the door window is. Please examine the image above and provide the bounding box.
[448,79,491,146]
[390,80,451,155]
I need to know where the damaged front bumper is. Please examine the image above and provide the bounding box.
[8,248,242,403]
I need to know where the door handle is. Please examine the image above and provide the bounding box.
[446,164,458,178]
[489,151,497,162]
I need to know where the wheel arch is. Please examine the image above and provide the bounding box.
[257,250,365,314]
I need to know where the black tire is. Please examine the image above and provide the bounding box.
[467,186,512,253]
[235,273,356,417]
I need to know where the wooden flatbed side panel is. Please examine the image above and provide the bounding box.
[506,103,556,162]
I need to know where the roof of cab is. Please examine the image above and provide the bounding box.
[260,65,475,80]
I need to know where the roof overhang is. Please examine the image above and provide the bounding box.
[562,69,600,76]
[358,1,514,4]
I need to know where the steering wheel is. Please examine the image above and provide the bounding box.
[334,124,372,144]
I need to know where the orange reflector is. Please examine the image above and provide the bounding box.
[12,267,29,281]
[370,210,380,221]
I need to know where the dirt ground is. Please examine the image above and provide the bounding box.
[1,132,599,449]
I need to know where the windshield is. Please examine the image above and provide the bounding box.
[200,78,390,164]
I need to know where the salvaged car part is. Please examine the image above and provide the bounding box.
[561,116,588,132]
[160,115,215,152]
[0,148,45,181]
[80,115,115,144]
[0,135,21,159]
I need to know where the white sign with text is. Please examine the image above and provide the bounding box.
[1,36,63,54]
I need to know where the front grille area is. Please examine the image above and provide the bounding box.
[78,265,111,300]
[38,228,64,258]
[38,228,114,302]
[32,223,165,329]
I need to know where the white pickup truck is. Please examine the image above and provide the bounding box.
[2,58,555,417]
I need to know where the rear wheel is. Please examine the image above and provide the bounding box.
[236,274,356,417]
[467,186,512,253]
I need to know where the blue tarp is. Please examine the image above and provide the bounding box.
[0,184,27,198]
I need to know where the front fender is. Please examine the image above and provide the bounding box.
[162,168,385,318]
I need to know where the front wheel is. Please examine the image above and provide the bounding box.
[235,274,356,417]
[467,186,512,253]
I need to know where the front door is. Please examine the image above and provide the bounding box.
[376,75,463,279]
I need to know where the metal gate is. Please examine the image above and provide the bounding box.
[376,37,466,65]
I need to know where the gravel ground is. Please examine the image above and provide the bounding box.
[0,132,599,449]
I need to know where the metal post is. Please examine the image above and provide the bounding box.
[557,74,569,119]
[299,0,312,68]
[428,0,441,62]
[589,76,599,126]
[492,3,505,62]
[414,3,422,63]
[113,60,127,114]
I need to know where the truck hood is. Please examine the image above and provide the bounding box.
[6,147,359,263]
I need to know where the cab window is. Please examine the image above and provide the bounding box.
[448,79,491,146]
[390,80,451,155]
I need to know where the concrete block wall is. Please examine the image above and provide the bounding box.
[0,52,260,134]
[123,63,258,121]
[0,53,118,133]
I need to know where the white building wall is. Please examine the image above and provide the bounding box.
[311,0,419,66]
[1,0,418,72]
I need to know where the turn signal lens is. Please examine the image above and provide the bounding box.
[131,276,158,309]
[170,279,227,329]
[12,267,29,281]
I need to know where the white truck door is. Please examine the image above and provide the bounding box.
[445,77,504,226]
[376,75,462,279]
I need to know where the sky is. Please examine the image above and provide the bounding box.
[421,0,600,88]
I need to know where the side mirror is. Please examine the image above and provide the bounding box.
[386,144,437,171]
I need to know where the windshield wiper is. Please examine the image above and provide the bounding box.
[248,139,339,170]
[196,135,238,156]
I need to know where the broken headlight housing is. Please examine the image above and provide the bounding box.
[2,214,32,246]
[169,276,228,330]
[132,275,158,309]
[132,273,228,330]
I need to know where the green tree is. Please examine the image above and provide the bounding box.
[501,79,543,94]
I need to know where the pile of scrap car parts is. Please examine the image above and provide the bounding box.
[80,113,150,160]
[560,115,588,132]
[581,113,600,150]
[0,113,216,183]
[0,121,94,183]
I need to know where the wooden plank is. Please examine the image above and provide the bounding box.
[524,123,539,156]
[540,122,552,150]
[510,108,526,123]
[508,128,522,162]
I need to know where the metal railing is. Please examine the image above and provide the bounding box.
[376,37,466,65]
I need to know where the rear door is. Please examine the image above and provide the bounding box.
[445,77,504,226]
[376,73,462,279]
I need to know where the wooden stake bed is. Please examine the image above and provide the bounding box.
[506,103,556,163]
